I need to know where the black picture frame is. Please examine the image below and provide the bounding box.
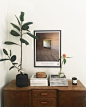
[34,30,61,67]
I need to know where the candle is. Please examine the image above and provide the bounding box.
[72,77,77,85]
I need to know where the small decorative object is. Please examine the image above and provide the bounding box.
[49,74,68,86]
[0,12,38,87]
[30,74,48,86]
[34,30,61,67]
[72,77,77,85]
[49,54,71,86]
[58,54,72,77]
[36,72,46,78]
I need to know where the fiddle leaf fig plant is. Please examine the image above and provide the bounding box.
[0,12,38,75]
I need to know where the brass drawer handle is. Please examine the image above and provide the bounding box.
[41,102,48,104]
[41,93,48,96]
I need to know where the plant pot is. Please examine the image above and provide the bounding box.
[16,74,28,87]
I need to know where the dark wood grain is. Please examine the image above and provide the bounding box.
[4,80,86,91]
[32,98,57,107]
[4,91,29,107]
[4,80,86,107]
[32,90,57,98]
[29,90,32,107]
[58,91,86,107]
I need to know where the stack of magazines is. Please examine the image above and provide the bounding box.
[49,74,68,86]
[30,75,48,86]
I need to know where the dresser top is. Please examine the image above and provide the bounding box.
[4,80,86,91]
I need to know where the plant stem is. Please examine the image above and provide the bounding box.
[59,60,64,77]
[8,55,20,71]
[20,22,22,71]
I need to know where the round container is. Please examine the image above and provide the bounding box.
[72,77,77,85]
[36,72,46,78]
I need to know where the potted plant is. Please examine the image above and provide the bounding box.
[58,54,72,78]
[0,12,38,87]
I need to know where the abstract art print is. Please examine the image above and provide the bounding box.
[34,30,61,67]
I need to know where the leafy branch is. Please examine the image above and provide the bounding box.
[0,12,38,75]
[0,49,21,72]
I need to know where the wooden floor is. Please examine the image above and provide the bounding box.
[36,48,59,61]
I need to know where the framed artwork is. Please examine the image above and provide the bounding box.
[34,30,61,67]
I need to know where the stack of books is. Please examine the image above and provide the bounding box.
[30,75,48,86]
[49,74,68,86]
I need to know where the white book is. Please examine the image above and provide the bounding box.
[50,79,68,82]
[50,74,67,79]
[50,82,68,86]
[30,83,48,86]
[49,74,68,86]
[30,75,48,80]
[30,80,48,84]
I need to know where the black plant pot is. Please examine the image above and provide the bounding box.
[16,74,28,87]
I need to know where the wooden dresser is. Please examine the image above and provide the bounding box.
[4,80,86,107]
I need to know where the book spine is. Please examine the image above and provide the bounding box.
[30,80,48,83]
[30,83,48,86]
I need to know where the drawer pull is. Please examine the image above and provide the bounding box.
[41,93,48,96]
[41,102,48,104]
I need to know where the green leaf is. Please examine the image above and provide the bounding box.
[0,59,9,61]
[15,15,20,25]
[66,57,72,58]
[20,38,29,45]
[4,41,20,46]
[18,64,21,67]
[18,69,21,72]
[12,63,18,65]
[22,25,29,30]
[58,56,63,61]
[27,30,30,32]
[64,58,66,64]
[27,33,38,39]
[9,66,14,70]
[20,12,24,21]
[58,58,61,62]
[10,50,11,56]
[10,23,20,31]
[22,22,33,26]
[3,49,8,55]
[11,55,16,62]
[10,30,20,36]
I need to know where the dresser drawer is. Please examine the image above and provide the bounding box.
[32,90,57,98]
[32,98,57,107]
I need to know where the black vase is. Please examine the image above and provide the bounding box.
[16,74,28,87]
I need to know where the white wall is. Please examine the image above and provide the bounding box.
[0,0,86,106]
[7,0,86,86]
[0,0,9,107]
